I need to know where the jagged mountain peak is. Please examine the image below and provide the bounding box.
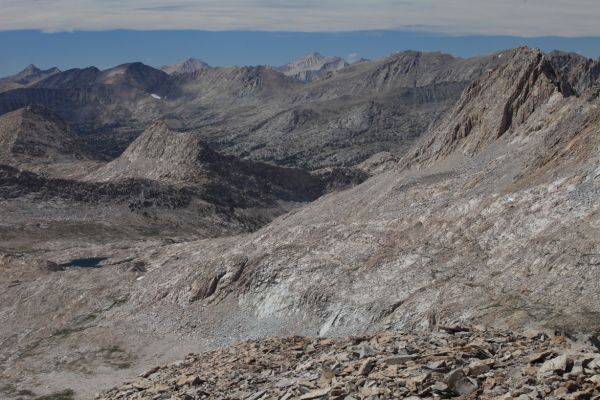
[161,58,211,75]
[88,119,332,206]
[89,121,224,184]
[21,64,41,74]
[403,46,564,167]
[285,51,343,67]
[278,52,349,82]
[290,51,327,64]
[31,63,168,93]
[1,64,61,87]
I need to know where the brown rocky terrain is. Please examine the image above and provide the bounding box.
[97,326,600,400]
[0,46,599,400]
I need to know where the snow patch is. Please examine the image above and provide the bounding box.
[150,94,161,100]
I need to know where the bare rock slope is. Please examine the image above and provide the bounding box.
[98,327,600,400]
[0,105,100,167]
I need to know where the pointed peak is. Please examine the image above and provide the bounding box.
[23,64,41,73]
[303,51,324,59]
[161,58,211,75]
[184,57,204,63]
[150,119,185,132]
[517,45,540,54]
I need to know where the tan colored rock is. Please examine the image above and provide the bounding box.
[299,387,330,399]
[528,351,552,364]
[385,355,417,365]
[468,359,495,376]
[140,366,160,378]
[176,375,203,387]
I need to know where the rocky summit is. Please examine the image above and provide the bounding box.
[161,59,212,75]
[276,52,349,82]
[0,45,600,400]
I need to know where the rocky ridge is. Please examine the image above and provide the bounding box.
[0,64,61,93]
[0,50,513,166]
[161,58,211,75]
[277,52,349,82]
[98,326,600,400]
[404,47,562,166]
[88,120,364,195]
[0,105,100,167]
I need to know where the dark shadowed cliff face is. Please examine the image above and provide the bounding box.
[547,50,600,95]
[0,105,101,166]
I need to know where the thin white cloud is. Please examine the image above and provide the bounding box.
[347,52,359,63]
[0,0,599,37]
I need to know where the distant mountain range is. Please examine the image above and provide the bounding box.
[275,51,349,82]
[0,64,61,92]
[0,50,512,166]
[0,50,597,170]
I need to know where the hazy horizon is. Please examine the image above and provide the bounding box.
[2,29,600,77]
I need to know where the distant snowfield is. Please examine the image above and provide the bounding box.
[151,94,161,100]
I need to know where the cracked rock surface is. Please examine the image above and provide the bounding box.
[97,326,600,400]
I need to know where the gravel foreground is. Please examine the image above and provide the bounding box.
[97,326,600,400]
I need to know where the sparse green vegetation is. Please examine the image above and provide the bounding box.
[18,338,43,359]
[105,294,130,311]
[18,389,37,396]
[0,384,17,395]
[99,345,133,369]
[112,362,132,369]
[51,326,87,338]
[73,313,97,324]
[34,389,74,400]
[100,345,124,354]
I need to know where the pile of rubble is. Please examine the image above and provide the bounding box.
[97,327,600,399]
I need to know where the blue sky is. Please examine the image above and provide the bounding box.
[1,30,600,77]
[1,0,599,76]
